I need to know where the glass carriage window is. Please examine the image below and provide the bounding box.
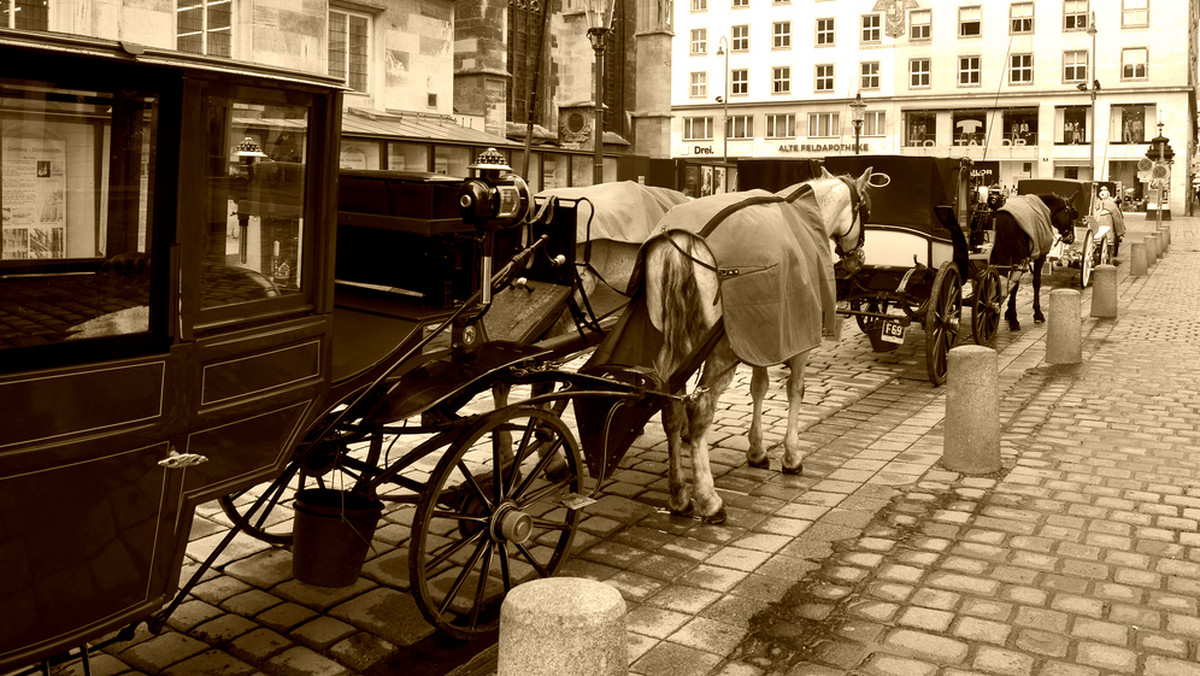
[1,82,158,349]
[329,8,370,93]
[2,0,48,29]
[178,0,232,58]
[202,101,307,311]
[910,9,931,40]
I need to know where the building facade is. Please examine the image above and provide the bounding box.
[672,0,1198,212]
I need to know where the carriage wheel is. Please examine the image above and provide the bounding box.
[410,406,582,639]
[971,266,1002,346]
[218,434,383,546]
[925,262,962,386]
[1079,229,1096,288]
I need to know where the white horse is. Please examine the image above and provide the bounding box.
[641,168,871,523]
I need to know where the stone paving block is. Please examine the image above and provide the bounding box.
[881,628,968,663]
[220,588,284,617]
[190,576,253,607]
[1013,629,1069,658]
[273,578,375,611]
[264,645,351,676]
[1075,642,1138,673]
[699,593,769,628]
[255,602,319,634]
[227,627,291,663]
[325,632,397,673]
[678,563,749,592]
[165,598,223,633]
[896,607,953,632]
[118,632,210,673]
[290,616,358,650]
[328,587,434,647]
[1144,655,1200,676]
[605,570,667,602]
[160,649,258,675]
[190,613,260,645]
[643,585,722,614]
[861,653,938,676]
[667,616,746,656]
[630,640,723,676]
[222,548,297,589]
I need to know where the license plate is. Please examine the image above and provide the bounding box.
[881,320,905,344]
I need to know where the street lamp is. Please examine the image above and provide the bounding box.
[850,92,866,155]
[716,36,729,166]
[586,0,616,185]
[1087,12,1098,182]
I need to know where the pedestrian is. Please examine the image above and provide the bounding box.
[1093,186,1125,261]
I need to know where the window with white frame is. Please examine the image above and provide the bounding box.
[684,116,713,140]
[862,14,881,43]
[864,110,885,136]
[766,113,796,138]
[958,56,981,86]
[861,61,880,90]
[732,24,749,51]
[690,72,707,98]
[910,58,930,88]
[773,21,791,48]
[959,6,981,37]
[728,115,754,139]
[1010,53,1033,84]
[730,68,748,95]
[773,66,791,94]
[732,0,748,7]
[2,0,48,29]
[330,7,371,92]
[910,9,931,39]
[690,0,707,12]
[1111,104,1150,144]
[1063,50,1087,83]
[1122,47,1148,80]
[816,17,834,46]
[1064,0,1088,30]
[178,0,233,57]
[1010,2,1033,33]
[815,64,834,92]
[1122,0,1147,27]
[690,28,707,54]
[808,112,839,138]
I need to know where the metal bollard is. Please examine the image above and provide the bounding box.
[498,577,627,676]
[1129,241,1148,277]
[943,345,1001,475]
[1090,264,1117,318]
[1046,288,1082,364]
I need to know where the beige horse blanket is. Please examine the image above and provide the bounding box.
[637,184,837,367]
[997,194,1055,259]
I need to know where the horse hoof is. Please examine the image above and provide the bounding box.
[781,463,803,475]
[669,502,695,518]
[1008,320,1021,331]
[701,505,727,525]
[1033,313,1045,323]
[748,455,770,469]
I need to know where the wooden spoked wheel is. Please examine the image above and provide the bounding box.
[409,406,582,639]
[925,262,963,386]
[1079,229,1095,288]
[971,266,1002,346]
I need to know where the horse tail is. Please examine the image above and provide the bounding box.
[656,232,711,378]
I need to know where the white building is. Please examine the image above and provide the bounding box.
[672,0,1198,213]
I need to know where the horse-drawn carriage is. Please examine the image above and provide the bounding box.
[0,30,693,671]
[1017,178,1109,288]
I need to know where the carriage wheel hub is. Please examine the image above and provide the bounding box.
[493,503,533,543]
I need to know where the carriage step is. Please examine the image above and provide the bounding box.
[560,493,597,510]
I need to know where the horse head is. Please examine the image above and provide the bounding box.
[1047,192,1078,245]
[831,166,872,261]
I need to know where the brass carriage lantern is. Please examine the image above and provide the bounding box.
[849,92,866,155]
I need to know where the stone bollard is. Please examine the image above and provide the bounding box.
[1146,233,1159,262]
[498,577,627,676]
[1046,288,1082,364]
[1129,241,1148,277]
[943,346,1001,475]
[1160,225,1171,249]
[1090,264,1117,318]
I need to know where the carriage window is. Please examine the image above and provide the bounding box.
[202,101,307,310]
[0,81,158,350]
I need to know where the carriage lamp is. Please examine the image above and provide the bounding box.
[456,147,532,230]
[850,93,866,155]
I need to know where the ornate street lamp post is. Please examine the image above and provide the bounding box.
[1087,13,1098,182]
[586,0,616,185]
[716,36,729,166]
[850,92,866,155]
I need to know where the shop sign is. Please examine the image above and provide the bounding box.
[777,143,868,153]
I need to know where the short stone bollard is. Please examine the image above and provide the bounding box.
[1160,225,1171,249]
[1129,241,1148,277]
[943,345,1001,475]
[1046,288,1082,364]
[498,577,627,676]
[1146,233,1159,263]
[1090,264,1117,318]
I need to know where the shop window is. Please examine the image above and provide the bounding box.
[814,64,834,92]
[953,111,986,146]
[1,82,158,350]
[1058,106,1088,144]
[388,142,429,171]
[1002,108,1038,145]
[571,155,591,186]
[330,8,371,93]
[541,153,569,189]
[1064,0,1088,31]
[910,9,931,40]
[1110,104,1151,144]
[2,0,48,29]
[339,141,381,170]
[178,0,232,58]
[905,111,936,146]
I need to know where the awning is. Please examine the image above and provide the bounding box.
[341,107,513,147]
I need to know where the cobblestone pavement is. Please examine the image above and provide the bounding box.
[10,214,1198,676]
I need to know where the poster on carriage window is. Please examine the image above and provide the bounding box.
[2,137,66,259]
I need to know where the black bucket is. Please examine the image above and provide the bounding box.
[292,488,383,587]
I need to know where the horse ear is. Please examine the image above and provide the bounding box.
[820,166,835,179]
[856,166,873,192]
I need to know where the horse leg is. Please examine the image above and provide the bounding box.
[1005,272,1022,331]
[682,346,737,524]
[661,400,693,517]
[1031,258,1045,323]
[780,350,810,474]
[747,365,770,469]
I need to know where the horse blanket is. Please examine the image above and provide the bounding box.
[631,184,837,367]
[538,181,690,245]
[995,194,1055,262]
[1094,196,1126,238]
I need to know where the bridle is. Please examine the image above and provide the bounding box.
[833,175,869,258]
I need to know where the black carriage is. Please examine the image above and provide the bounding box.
[823,155,1003,386]
[0,31,668,672]
[1015,178,1106,287]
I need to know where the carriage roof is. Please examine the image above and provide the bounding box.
[824,155,969,233]
[1017,178,1094,216]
